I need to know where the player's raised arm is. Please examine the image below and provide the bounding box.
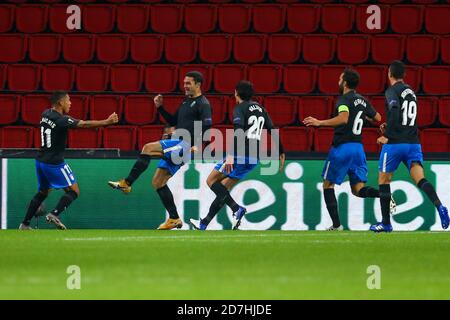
[76,112,118,128]
[154,94,178,126]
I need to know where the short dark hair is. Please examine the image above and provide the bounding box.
[342,68,360,89]
[50,91,68,106]
[185,71,204,85]
[235,80,254,101]
[389,60,405,79]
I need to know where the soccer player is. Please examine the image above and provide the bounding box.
[370,61,449,232]
[189,80,285,230]
[19,91,118,230]
[303,68,391,231]
[108,71,212,230]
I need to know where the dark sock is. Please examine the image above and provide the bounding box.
[201,197,226,226]
[210,181,240,213]
[358,186,380,198]
[418,179,442,209]
[51,190,78,216]
[324,188,340,228]
[23,192,47,225]
[125,154,151,185]
[379,184,391,225]
[157,185,179,219]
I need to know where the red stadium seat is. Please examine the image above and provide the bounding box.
[362,128,380,153]
[233,34,266,64]
[417,97,438,128]
[371,35,405,65]
[268,34,301,64]
[0,94,20,125]
[185,4,217,33]
[117,5,149,34]
[284,65,317,94]
[214,64,248,94]
[253,4,286,33]
[442,36,450,65]
[158,95,184,123]
[0,5,14,33]
[110,64,144,93]
[218,4,251,34]
[179,64,213,92]
[208,124,232,154]
[322,4,355,34]
[287,4,321,34]
[68,95,89,120]
[439,98,450,127]
[165,34,198,64]
[0,34,27,63]
[16,5,48,33]
[145,65,178,93]
[63,34,96,63]
[130,34,164,64]
[355,5,389,34]
[0,126,34,148]
[378,0,406,2]
[303,35,336,64]
[0,64,6,90]
[370,96,387,122]
[264,96,297,126]
[390,5,424,34]
[103,126,137,151]
[137,125,165,150]
[29,34,61,63]
[49,4,78,34]
[421,129,450,153]
[298,96,333,123]
[248,65,282,94]
[83,5,116,33]
[425,5,450,35]
[76,65,110,92]
[314,127,334,152]
[90,95,123,122]
[423,67,450,95]
[8,64,41,92]
[96,34,130,64]
[22,94,50,125]
[318,65,348,94]
[406,35,439,65]
[337,34,370,64]
[151,5,183,34]
[124,95,156,125]
[355,65,387,95]
[42,64,75,91]
[280,127,311,152]
[404,65,422,93]
[199,34,232,64]
[68,128,102,149]
[208,96,227,124]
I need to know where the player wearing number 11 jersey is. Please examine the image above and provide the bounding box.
[370,61,449,232]
[19,91,118,230]
[304,68,391,231]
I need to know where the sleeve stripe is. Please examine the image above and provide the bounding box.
[338,105,349,113]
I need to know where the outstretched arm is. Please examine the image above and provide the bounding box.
[77,113,118,128]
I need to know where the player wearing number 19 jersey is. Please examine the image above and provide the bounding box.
[190,81,285,230]
[370,61,449,232]
[304,68,388,231]
[19,91,118,230]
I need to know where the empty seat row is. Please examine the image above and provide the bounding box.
[1,93,449,128]
[1,125,448,153]
[2,33,450,65]
[0,4,448,35]
[1,64,449,95]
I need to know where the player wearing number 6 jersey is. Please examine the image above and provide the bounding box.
[370,61,449,233]
[19,91,118,230]
[190,81,285,230]
[303,68,392,231]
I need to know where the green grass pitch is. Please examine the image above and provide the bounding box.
[0,230,449,300]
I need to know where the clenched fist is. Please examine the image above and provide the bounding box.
[107,112,119,124]
[154,94,163,109]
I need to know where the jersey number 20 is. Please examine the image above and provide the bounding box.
[247,116,265,140]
